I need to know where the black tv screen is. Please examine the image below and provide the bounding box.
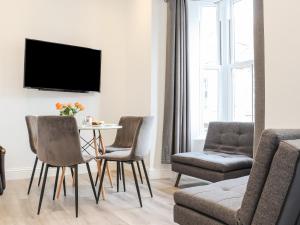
[24,39,101,92]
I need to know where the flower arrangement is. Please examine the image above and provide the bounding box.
[55,102,85,116]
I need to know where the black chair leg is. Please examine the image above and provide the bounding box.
[136,161,143,184]
[97,160,107,204]
[63,177,66,197]
[38,163,44,187]
[121,162,126,192]
[74,165,79,218]
[117,162,120,192]
[86,163,97,202]
[94,173,99,187]
[28,156,38,195]
[37,164,49,215]
[53,167,60,200]
[175,173,181,188]
[141,160,153,197]
[131,162,142,207]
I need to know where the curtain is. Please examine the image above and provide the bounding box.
[253,0,265,156]
[162,0,191,164]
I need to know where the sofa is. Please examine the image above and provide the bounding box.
[0,145,5,195]
[172,122,254,186]
[174,129,300,225]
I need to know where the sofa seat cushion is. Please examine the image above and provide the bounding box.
[172,151,253,173]
[174,176,248,225]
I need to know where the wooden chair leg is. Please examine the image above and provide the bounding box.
[38,162,44,187]
[131,162,142,207]
[86,163,97,202]
[106,163,113,188]
[74,165,79,218]
[175,173,181,188]
[52,167,60,200]
[136,161,143,184]
[97,160,107,204]
[121,162,126,192]
[37,164,49,215]
[28,156,38,195]
[56,167,66,199]
[141,160,153,197]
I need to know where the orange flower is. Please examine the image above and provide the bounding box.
[75,102,80,107]
[67,103,73,107]
[78,104,85,111]
[56,102,63,110]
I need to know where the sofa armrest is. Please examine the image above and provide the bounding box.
[0,146,6,195]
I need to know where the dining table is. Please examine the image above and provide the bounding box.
[56,123,122,200]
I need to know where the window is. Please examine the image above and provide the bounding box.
[188,0,254,141]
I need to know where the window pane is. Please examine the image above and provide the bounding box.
[232,0,254,62]
[199,69,219,137]
[232,66,253,122]
[199,5,219,65]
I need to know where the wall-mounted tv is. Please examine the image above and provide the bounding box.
[24,39,101,93]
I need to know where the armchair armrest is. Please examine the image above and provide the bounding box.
[0,146,6,195]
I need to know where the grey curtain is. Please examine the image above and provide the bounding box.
[162,0,191,164]
[253,0,265,156]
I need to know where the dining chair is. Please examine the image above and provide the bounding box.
[95,116,144,191]
[96,116,154,207]
[26,116,67,196]
[25,116,45,194]
[36,116,97,217]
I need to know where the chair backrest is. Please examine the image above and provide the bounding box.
[237,129,300,225]
[131,116,154,158]
[25,116,38,154]
[112,116,143,148]
[204,122,254,157]
[37,116,84,167]
[251,139,300,225]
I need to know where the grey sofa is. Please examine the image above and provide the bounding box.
[172,122,254,186]
[174,129,300,225]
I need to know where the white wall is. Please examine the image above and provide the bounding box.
[264,0,300,128]
[0,0,152,179]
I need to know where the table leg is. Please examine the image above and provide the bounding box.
[93,130,106,200]
[56,167,66,199]
[98,130,113,188]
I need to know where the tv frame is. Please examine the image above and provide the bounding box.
[23,38,102,93]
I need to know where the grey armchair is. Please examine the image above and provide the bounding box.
[36,116,97,217]
[172,122,254,186]
[96,116,154,207]
[173,129,300,225]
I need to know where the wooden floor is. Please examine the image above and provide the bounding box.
[0,170,186,225]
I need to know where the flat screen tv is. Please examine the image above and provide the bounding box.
[24,39,101,92]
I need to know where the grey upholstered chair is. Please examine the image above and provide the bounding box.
[95,116,144,190]
[36,116,97,217]
[172,122,254,187]
[173,129,300,225]
[96,116,154,207]
[25,116,45,194]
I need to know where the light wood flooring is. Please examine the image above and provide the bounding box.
[0,169,204,225]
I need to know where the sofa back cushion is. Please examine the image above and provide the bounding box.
[204,122,254,157]
[237,130,300,225]
[251,140,300,225]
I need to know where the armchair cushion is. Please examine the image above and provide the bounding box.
[172,151,252,173]
[174,176,248,225]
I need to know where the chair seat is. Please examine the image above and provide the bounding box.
[82,155,95,163]
[99,150,135,161]
[172,151,253,173]
[105,146,132,153]
[174,176,248,225]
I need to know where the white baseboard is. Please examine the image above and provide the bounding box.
[6,163,174,181]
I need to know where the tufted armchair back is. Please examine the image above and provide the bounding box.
[204,122,254,157]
